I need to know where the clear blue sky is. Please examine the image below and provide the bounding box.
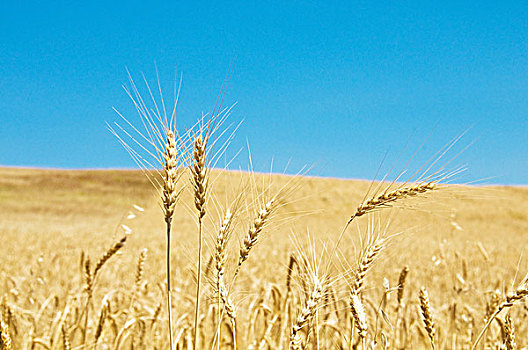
[0,1,526,184]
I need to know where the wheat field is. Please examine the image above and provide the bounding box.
[1,164,527,349]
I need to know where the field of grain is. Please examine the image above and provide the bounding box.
[1,165,527,349]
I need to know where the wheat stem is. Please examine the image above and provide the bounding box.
[166,224,174,350]
[193,219,203,349]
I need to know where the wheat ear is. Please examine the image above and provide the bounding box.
[350,182,436,222]
[214,209,236,349]
[353,238,384,294]
[396,266,409,309]
[419,287,436,350]
[484,290,501,323]
[482,290,501,348]
[216,209,235,317]
[152,302,162,327]
[191,133,207,219]
[61,324,71,350]
[219,279,236,320]
[84,257,92,295]
[238,198,275,268]
[350,291,368,347]
[216,209,232,283]
[163,130,179,223]
[93,236,127,278]
[286,254,297,295]
[289,277,324,350]
[94,300,109,342]
[503,314,516,350]
[0,320,11,350]
[135,248,148,289]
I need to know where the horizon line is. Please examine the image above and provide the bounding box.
[0,164,525,187]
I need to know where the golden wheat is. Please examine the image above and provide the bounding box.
[350,182,436,221]
[350,290,368,342]
[239,198,275,267]
[289,276,324,350]
[419,287,436,350]
[503,314,516,350]
[2,73,527,350]
[0,320,11,350]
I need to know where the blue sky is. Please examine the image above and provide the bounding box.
[0,1,526,184]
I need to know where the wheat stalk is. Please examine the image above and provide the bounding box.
[190,130,210,350]
[163,129,181,350]
[257,314,279,350]
[472,283,528,350]
[419,287,436,350]
[111,71,187,350]
[483,290,501,348]
[81,236,126,345]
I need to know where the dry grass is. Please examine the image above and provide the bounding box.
[0,165,528,349]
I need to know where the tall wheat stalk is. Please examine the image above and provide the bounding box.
[111,71,188,349]
[163,130,179,350]
[111,71,241,348]
[190,130,209,350]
